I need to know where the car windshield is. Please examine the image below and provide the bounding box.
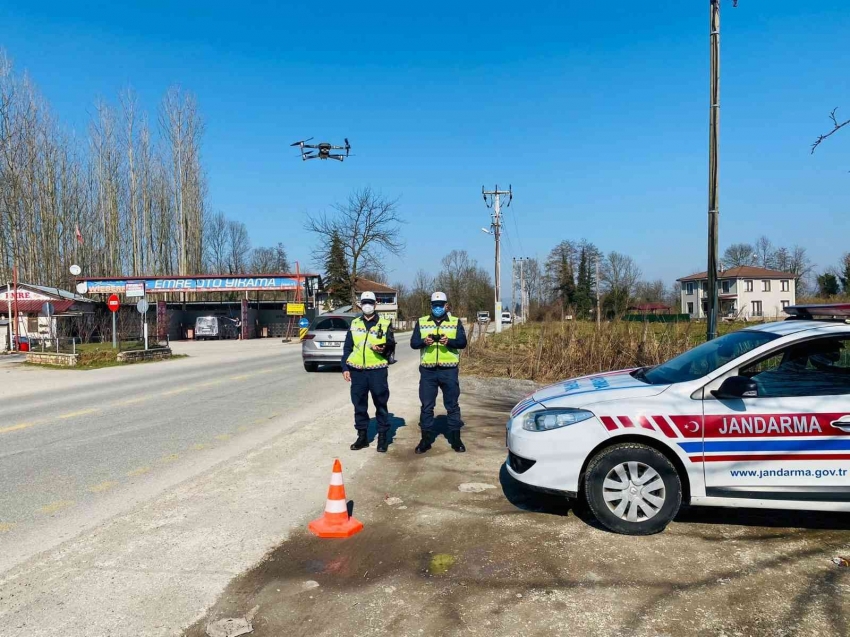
[312,317,352,331]
[638,330,780,385]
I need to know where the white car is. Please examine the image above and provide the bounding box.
[506,304,850,535]
[501,311,512,324]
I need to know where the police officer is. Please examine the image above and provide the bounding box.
[410,291,468,454]
[341,291,396,453]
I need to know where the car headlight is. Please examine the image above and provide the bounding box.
[522,408,595,432]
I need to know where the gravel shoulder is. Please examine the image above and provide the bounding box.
[184,375,850,637]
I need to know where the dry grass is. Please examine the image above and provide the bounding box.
[462,320,744,384]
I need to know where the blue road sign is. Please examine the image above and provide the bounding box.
[299,317,310,329]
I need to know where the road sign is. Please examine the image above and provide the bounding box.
[299,317,310,329]
[107,295,120,312]
[299,328,309,340]
[69,264,81,276]
[126,281,145,298]
[287,302,306,316]
[76,281,88,295]
[136,299,150,314]
[40,302,55,317]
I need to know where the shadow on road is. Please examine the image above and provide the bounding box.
[365,413,406,445]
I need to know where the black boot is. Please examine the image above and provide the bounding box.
[449,430,466,453]
[414,432,433,454]
[350,431,369,451]
[376,433,388,453]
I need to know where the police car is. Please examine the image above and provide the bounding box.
[506,304,850,535]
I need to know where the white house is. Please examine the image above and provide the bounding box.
[677,266,797,321]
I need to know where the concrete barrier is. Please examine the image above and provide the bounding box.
[26,352,80,367]
[116,347,172,363]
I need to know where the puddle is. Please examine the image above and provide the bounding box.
[428,553,456,575]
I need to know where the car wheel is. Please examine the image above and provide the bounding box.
[584,443,681,536]
[303,362,319,372]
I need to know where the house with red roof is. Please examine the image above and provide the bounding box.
[677,266,797,320]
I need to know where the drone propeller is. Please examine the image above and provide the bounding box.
[290,137,314,147]
[344,138,350,155]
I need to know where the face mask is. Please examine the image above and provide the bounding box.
[362,303,375,316]
[432,305,446,318]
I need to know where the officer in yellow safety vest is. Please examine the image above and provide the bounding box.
[410,291,468,454]
[341,291,396,452]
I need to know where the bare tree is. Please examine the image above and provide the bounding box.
[226,219,251,274]
[722,242,755,269]
[753,236,776,269]
[305,187,404,305]
[204,210,228,273]
[601,252,642,316]
[250,243,290,273]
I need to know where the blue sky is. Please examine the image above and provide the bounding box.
[1,0,848,294]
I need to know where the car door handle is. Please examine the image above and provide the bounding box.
[831,416,850,431]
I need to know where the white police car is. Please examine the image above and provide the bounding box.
[506,304,850,535]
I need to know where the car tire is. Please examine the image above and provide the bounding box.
[303,362,319,372]
[584,443,681,536]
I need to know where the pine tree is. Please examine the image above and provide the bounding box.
[324,231,351,306]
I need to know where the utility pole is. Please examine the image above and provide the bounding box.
[595,256,601,327]
[482,185,512,333]
[707,0,731,341]
[511,257,516,319]
[519,257,528,323]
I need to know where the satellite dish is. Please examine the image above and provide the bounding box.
[76,282,88,294]
[69,264,81,276]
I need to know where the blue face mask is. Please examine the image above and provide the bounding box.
[431,305,446,318]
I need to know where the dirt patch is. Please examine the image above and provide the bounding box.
[185,378,850,637]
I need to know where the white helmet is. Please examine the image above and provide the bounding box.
[430,291,447,303]
[360,291,376,304]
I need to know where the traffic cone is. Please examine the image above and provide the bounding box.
[308,459,364,538]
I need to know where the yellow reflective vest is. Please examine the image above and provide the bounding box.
[346,316,392,370]
[418,315,460,368]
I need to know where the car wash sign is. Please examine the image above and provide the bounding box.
[84,276,300,295]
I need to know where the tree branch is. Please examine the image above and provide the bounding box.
[811,107,850,154]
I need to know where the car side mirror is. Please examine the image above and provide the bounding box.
[711,376,758,400]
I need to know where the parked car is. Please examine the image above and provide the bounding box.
[301,313,356,372]
[194,316,239,340]
[506,303,850,535]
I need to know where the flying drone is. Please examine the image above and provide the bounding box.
[290,137,351,162]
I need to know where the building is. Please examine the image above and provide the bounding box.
[0,283,96,350]
[677,266,797,320]
[628,303,673,315]
[78,273,322,340]
[319,278,399,322]
[353,278,398,322]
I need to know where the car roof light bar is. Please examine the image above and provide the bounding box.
[784,303,850,321]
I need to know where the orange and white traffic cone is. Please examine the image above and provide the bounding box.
[308,459,364,538]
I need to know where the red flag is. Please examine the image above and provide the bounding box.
[75,224,84,246]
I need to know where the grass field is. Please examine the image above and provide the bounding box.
[462,319,746,383]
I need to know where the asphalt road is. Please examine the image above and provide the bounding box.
[0,334,419,636]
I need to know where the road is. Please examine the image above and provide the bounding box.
[0,334,420,637]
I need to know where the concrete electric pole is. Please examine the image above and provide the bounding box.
[482,185,512,333]
[706,0,721,341]
[707,0,737,339]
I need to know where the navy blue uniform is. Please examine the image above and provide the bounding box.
[410,316,468,432]
[341,315,396,434]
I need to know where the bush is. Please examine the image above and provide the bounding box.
[462,320,742,383]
